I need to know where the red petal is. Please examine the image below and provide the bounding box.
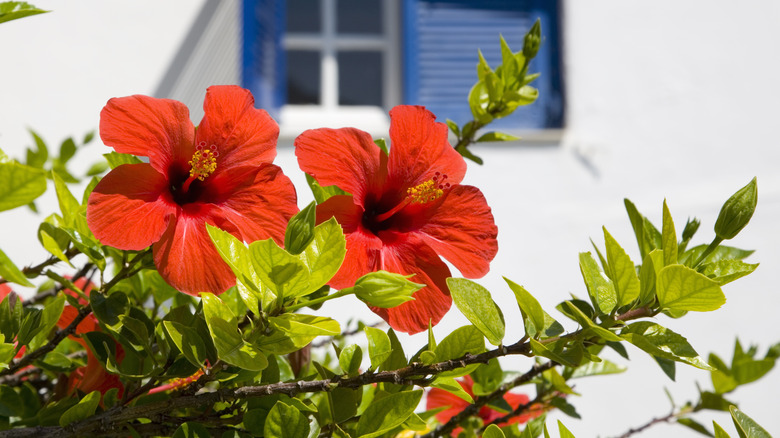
[418,185,498,278]
[426,385,469,424]
[87,163,176,251]
[100,95,195,175]
[295,127,387,206]
[370,234,452,334]
[387,105,466,188]
[211,164,298,243]
[196,85,278,172]
[152,206,238,295]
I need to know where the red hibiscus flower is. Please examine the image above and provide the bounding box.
[87,85,298,295]
[295,105,498,334]
[426,376,543,435]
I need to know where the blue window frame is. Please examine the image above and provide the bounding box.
[243,0,563,130]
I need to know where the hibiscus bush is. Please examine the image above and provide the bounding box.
[0,6,775,438]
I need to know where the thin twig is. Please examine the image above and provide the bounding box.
[0,248,80,286]
[614,411,677,438]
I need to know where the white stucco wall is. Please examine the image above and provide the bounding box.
[1,1,778,436]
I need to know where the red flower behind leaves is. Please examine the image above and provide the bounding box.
[426,376,543,435]
[87,85,298,295]
[295,105,498,334]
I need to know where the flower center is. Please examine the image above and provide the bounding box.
[374,172,450,223]
[181,142,218,193]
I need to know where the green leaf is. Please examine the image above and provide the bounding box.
[91,290,128,326]
[365,326,392,369]
[163,321,208,368]
[657,264,726,311]
[701,260,758,285]
[0,159,46,212]
[560,301,621,342]
[59,390,100,426]
[603,227,640,307]
[713,421,731,438]
[206,224,269,312]
[434,325,486,377]
[430,376,473,403]
[59,138,77,164]
[567,360,626,379]
[52,171,80,220]
[268,313,340,337]
[662,200,678,266]
[0,2,49,24]
[39,228,72,267]
[638,249,663,305]
[677,418,714,437]
[29,294,65,350]
[0,247,34,287]
[201,293,267,371]
[529,339,580,368]
[730,406,771,438]
[558,420,576,438]
[374,138,389,155]
[24,130,48,168]
[447,278,504,346]
[504,278,546,337]
[445,119,460,137]
[681,245,754,267]
[484,424,507,438]
[620,321,713,370]
[355,390,422,438]
[250,238,309,299]
[103,151,142,169]
[476,132,521,142]
[265,402,310,438]
[339,344,362,376]
[172,422,212,438]
[85,161,109,176]
[578,252,617,314]
[305,173,348,204]
[296,217,346,295]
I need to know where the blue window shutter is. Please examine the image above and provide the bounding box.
[242,0,286,115]
[403,0,563,130]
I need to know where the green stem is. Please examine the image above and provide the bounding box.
[692,236,724,268]
[285,288,354,312]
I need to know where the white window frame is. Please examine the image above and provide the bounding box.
[279,0,400,138]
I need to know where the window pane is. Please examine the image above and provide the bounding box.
[287,51,320,104]
[338,51,382,106]
[337,0,382,34]
[287,0,320,33]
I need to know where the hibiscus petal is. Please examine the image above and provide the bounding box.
[87,163,177,251]
[418,184,498,278]
[387,105,467,187]
[100,95,195,175]
[426,384,469,424]
[295,127,386,206]
[370,234,452,334]
[210,164,298,243]
[152,207,238,295]
[196,85,278,172]
[328,228,384,290]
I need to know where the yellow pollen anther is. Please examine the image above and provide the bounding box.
[188,142,218,180]
[406,179,443,204]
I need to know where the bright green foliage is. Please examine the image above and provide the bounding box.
[0,2,48,25]
[603,227,640,308]
[621,321,712,370]
[657,265,726,311]
[365,326,392,369]
[265,402,310,438]
[355,390,422,438]
[163,321,208,368]
[0,247,34,287]
[448,278,505,346]
[484,424,507,438]
[172,422,211,438]
[285,201,316,255]
[730,406,771,438]
[353,270,422,308]
[662,200,678,266]
[59,390,100,426]
[713,421,731,438]
[578,253,617,315]
[201,293,267,371]
[434,325,486,377]
[429,376,473,403]
[0,152,46,213]
[103,151,143,169]
[338,344,362,376]
[306,173,349,204]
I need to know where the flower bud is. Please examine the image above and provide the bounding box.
[714,177,757,240]
[353,271,423,308]
[523,19,542,59]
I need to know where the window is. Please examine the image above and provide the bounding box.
[243,0,400,137]
[243,0,562,136]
